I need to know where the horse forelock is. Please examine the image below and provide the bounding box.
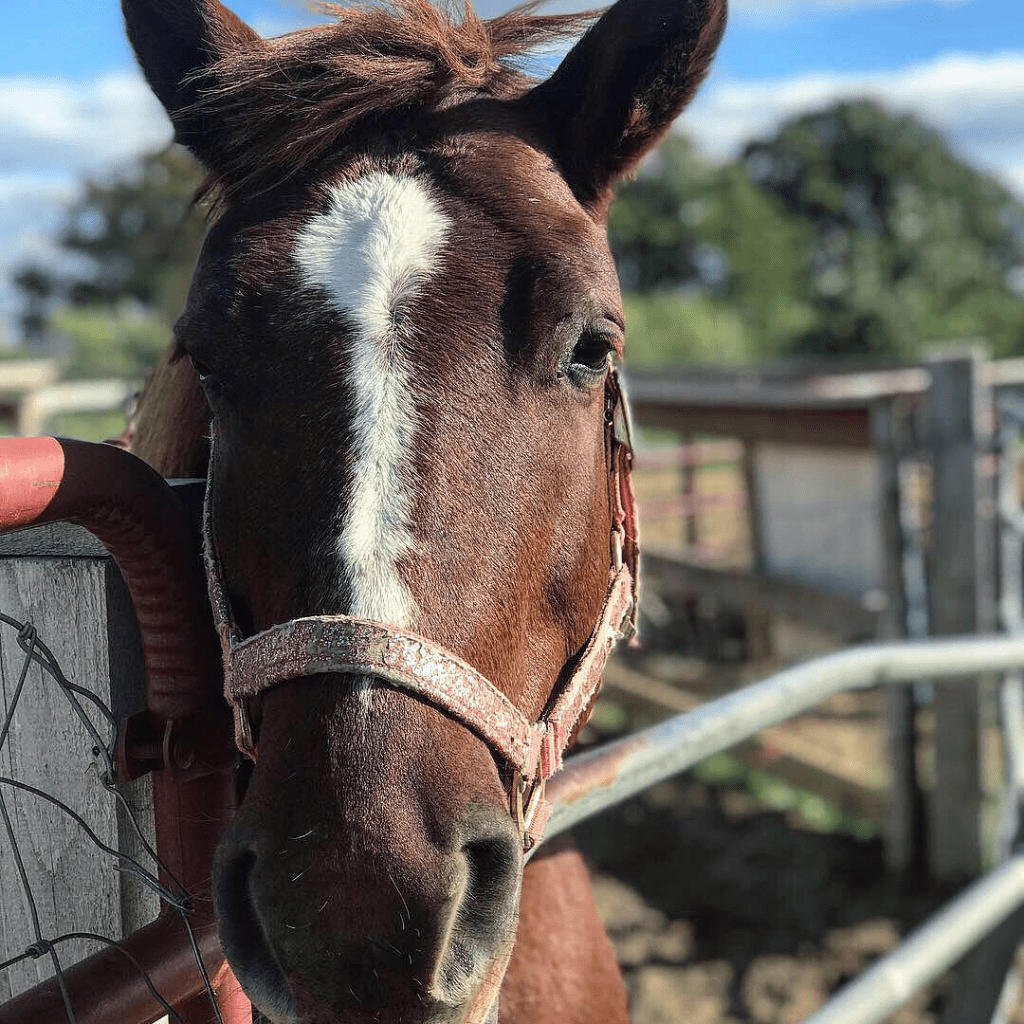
[189,0,598,208]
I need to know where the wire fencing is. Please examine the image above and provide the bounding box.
[0,610,220,1024]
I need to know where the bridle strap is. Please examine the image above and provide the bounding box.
[203,371,639,847]
[218,566,633,783]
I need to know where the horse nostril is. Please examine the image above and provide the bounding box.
[433,817,523,1004]
[214,844,297,1022]
[464,834,519,909]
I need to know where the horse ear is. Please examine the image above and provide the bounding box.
[121,0,261,168]
[528,0,727,206]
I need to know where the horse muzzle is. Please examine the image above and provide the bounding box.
[212,673,525,1024]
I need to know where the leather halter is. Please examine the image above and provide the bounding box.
[203,370,639,849]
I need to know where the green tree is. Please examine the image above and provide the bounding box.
[610,135,815,365]
[622,291,753,367]
[12,146,206,373]
[55,146,206,320]
[611,102,1024,365]
[51,305,170,380]
[12,266,55,345]
[743,100,1024,358]
[609,135,708,292]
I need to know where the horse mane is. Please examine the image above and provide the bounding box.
[194,0,599,205]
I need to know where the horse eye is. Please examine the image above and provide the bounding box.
[188,355,215,384]
[188,355,227,402]
[570,332,613,374]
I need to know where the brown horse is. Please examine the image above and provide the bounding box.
[121,0,726,1021]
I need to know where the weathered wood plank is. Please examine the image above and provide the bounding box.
[642,547,881,641]
[0,523,107,559]
[0,556,150,1001]
[926,354,997,885]
[871,398,927,879]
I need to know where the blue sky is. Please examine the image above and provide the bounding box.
[1,0,1021,342]
[3,0,1018,80]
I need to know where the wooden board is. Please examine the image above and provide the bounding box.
[642,548,881,641]
[601,660,888,822]
[0,523,107,560]
[0,555,150,1001]
[926,356,995,884]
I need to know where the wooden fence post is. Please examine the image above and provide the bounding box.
[681,433,699,553]
[0,526,151,1001]
[872,397,927,879]
[740,438,773,660]
[925,353,997,884]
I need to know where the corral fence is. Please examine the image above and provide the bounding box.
[625,351,1017,888]
[0,359,137,437]
[4,352,1024,1023]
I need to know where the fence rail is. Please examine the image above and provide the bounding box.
[805,854,1024,1024]
[543,633,1024,843]
[537,633,1024,1024]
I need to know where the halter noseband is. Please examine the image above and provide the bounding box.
[203,370,639,850]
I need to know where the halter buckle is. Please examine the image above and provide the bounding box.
[511,771,547,851]
[611,527,624,572]
[235,700,257,759]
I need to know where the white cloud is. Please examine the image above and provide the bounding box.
[252,10,327,38]
[731,0,969,18]
[683,51,1024,200]
[0,70,172,342]
[0,71,171,177]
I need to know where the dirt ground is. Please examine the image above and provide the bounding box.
[574,771,964,1024]
[569,637,1010,1024]
[568,452,1021,1023]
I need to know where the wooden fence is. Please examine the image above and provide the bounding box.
[0,524,153,1004]
[623,353,1015,885]
[0,360,135,437]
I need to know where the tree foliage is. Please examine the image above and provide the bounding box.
[56,146,205,318]
[11,100,1024,375]
[52,305,172,381]
[12,266,55,346]
[12,147,205,376]
[612,100,1024,367]
[610,136,814,365]
[744,100,1024,359]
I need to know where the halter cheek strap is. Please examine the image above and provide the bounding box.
[204,372,639,850]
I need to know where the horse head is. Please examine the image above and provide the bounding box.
[121,0,725,1020]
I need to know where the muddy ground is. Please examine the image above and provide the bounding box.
[573,770,963,1024]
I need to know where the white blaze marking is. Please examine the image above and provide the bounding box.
[294,173,450,628]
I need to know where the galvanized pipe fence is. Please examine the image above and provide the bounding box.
[537,634,1024,1024]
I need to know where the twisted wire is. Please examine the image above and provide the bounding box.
[0,611,223,1024]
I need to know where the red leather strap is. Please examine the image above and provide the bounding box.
[537,565,634,774]
[217,562,633,783]
[224,614,549,779]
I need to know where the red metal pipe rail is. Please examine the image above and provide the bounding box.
[0,437,218,719]
[0,438,246,1024]
[0,915,221,1024]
